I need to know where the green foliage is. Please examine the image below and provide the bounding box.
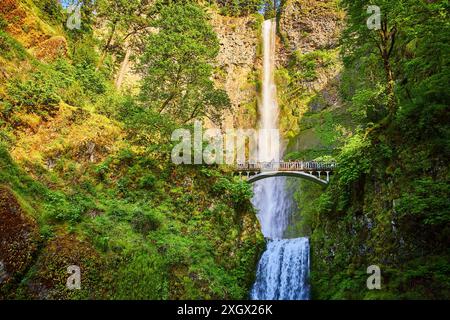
[75,63,107,95]
[216,0,264,16]
[276,46,342,139]
[5,58,109,113]
[290,50,335,82]
[44,191,94,223]
[35,0,64,24]
[350,86,388,123]
[0,30,28,60]
[70,35,99,66]
[93,0,155,70]
[387,255,450,299]
[0,145,45,198]
[0,15,8,31]
[131,207,163,235]
[113,252,169,299]
[0,0,265,301]
[295,0,450,300]
[336,133,371,186]
[396,179,450,226]
[212,177,254,209]
[139,3,230,124]
[6,71,60,113]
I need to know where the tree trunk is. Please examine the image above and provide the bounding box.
[379,20,397,115]
[96,22,117,70]
[383,56,395,114]
[115,45,132,90]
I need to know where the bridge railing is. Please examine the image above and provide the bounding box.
[236,161,337,172]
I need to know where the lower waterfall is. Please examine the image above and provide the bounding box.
[251,238,310,300]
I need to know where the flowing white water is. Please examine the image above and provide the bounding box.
[251,19,310,300]
[252,19,289,240]
[251,238,310,300]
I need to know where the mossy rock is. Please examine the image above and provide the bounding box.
[20,232,104,299]
[33,35,67,62]
[0,185,39,294]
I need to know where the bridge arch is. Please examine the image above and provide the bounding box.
[246,171,328,186]
[247,171,328,186]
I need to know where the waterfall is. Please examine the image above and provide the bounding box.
[250,19,310,300]
[251,238,310,300]
[252,19,289,240]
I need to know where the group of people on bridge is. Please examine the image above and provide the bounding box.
[235,160,337,172]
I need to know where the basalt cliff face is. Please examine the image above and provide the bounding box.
[274,0,345,147]
[210,12,260,130]
[279,0,344,57]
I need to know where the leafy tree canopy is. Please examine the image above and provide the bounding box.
[138,3,230,124]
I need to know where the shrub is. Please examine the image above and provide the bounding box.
[7,72,60,113]
[131,207,163,235]
[75,63,107,95]
[0,30,27,60]
[138,173,157,190]
[337,133,372,185]
[44,191,80,223]
[70,36,99,66]
[396,179,450,226]
[35,0,64,24]
[212,177,253,208]
[0,15,8,30]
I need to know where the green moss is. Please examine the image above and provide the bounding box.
[0,30,29,60]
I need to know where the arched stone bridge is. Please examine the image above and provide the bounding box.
[234,161,337,186]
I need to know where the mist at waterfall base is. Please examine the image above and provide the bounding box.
[250,19,310,301]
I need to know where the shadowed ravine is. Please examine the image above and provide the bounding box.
[250,19,310,301]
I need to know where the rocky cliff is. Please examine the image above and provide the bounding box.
[0,0,68,62]
[275,0,346,149]
[279,0,344,58]
[210,12,261,130]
